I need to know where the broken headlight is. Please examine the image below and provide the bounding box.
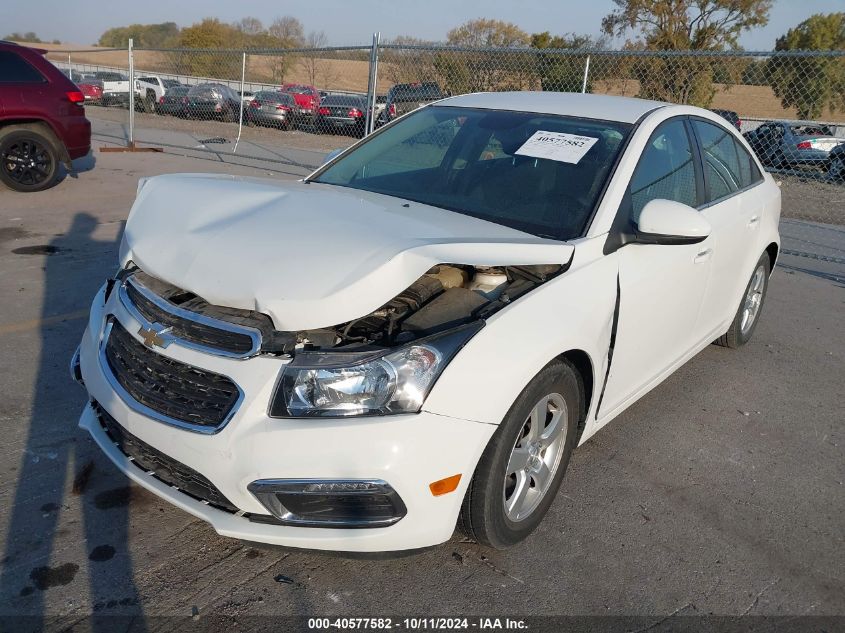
[269,323,483,418]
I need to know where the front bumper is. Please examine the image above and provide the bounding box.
[76,283,494,552]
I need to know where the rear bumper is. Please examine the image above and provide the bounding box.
[250,111,289,126]
[76,283,495,552]
[63,117,91,160]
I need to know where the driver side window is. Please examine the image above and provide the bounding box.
[630,119,699,223]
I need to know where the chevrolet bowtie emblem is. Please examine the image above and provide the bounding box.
[138,326,166,349]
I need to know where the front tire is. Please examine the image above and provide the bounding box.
[715,253,770,349]
[0,127,60,193]
[459,360,582,549]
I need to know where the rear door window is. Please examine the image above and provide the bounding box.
[0,51,46,83]
[693,120,760,200]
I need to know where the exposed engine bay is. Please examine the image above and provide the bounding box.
[123,263,564,356]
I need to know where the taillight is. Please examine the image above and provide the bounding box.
[250,100,259,108]
[159,96,165,104]
[66,91,85,105]
[389,103,396,117]
[796,141,813,150]
[348,108,363,118]
[318,106,330,115]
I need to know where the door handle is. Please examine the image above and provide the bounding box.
[747,215,760,228]
[694,248,713,264]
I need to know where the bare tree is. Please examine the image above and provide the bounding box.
[298,30,330,86]
[236,17,264,36]
[269,16,305,46]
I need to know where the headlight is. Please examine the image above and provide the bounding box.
[269,323,483,418]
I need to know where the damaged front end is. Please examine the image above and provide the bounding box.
[117,262,567,418]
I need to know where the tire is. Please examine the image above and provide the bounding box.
[459,359,583,549]
[0,126,61,193]
[144,92,156,114]
[714,253,771,349]
[828,155,845,181]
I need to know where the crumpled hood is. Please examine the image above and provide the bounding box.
[120,173,574,330]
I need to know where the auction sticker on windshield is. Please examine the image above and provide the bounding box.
[515,131,599,164]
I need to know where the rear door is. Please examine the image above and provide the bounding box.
[0,49,50,119]
[600,117,712,416]
[691,118,766,336]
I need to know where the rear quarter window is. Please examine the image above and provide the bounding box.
[0,50,46,83]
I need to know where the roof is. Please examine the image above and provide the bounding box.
[436,92,668,124]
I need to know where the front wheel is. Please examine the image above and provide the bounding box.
[459,360,582,549]
[715,253,771,349]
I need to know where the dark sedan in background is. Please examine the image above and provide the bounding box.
[247,91,297,129]
[157,85,190,117]
[316,95,368,136]
[185,83,242,121]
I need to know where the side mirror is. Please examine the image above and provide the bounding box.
[636,199,711,245]
[323,148,344,165]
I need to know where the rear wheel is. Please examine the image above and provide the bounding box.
[828,154,845,181]
[459,360,582,549]
[714,253,770,349]
[0,127,60,193]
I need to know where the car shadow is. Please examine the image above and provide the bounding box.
[0,213,146,631]
[56,151,97,185]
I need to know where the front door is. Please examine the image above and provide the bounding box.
[600,118,711,417]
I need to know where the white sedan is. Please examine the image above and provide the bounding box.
[73,92,780,552]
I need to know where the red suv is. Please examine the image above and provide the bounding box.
[0,41,91,192]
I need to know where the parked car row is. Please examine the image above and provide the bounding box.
[74,70,451,139]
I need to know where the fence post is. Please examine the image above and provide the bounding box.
[364,32,381,137]
[234,51,247,153]
[128,38,135,148]
[581,55,591,94]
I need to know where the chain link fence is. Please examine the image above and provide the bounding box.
[46,41,845,265]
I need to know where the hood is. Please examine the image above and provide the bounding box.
[120,173,574,331]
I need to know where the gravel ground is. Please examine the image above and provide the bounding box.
[0,140,842,630]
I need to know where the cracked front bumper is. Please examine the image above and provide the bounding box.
[76,283,495,552]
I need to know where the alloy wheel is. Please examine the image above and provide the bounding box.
[740,265,766,336]
[503,392,568,522]
[2,138,53,187]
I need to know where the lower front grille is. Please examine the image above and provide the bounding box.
[103,320,241,431]
[94,402,240,513]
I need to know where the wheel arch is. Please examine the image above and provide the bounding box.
[765,242,779,272]
[557,349,593,445]
[0,119,70,165]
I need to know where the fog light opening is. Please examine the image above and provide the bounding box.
[247,479,407,529]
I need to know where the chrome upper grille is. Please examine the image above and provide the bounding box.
[102,320,242,432]
[119,271,269,359]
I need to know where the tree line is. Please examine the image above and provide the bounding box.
[91,2,844,119]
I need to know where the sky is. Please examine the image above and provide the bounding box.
[1,0,842,50]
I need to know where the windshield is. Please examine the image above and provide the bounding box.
[312,106,630,240]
